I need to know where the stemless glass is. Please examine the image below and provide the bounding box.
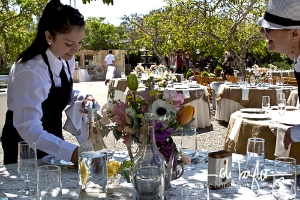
[181,127,197,170]
[17,141,37,196]
[181,182,208,200]
[37,165,62,199]
[262,96,270,113]
[277,93,285,105]
[272,157,297,200]
[246,138,265,174]
[278,99,286,116]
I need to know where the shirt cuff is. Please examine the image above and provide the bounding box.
[58,141,78,162]
[291,125,300,142]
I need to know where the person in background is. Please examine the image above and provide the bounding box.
[169,50,184,73]
[104,50,116,85]
[1,0,90,167]
[257,0,300,150]
[222,53,234,79]
[199,55,206,71]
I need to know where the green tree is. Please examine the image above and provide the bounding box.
[82,0,113,5]
[83,17,126,50]
[0,0,48,69]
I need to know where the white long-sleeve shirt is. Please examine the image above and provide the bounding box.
[7,49,85,162]
[291,55,300,142]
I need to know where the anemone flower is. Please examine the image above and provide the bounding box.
[149,99,175,121]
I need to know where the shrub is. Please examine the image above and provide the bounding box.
[200,71,210,77]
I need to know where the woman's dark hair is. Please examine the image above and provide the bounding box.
[17,0,85,63]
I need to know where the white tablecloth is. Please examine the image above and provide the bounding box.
[1,153,299,199]
[73,69,90,82]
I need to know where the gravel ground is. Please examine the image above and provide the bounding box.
[0,81,228,165]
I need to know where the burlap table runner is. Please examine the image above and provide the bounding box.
[223,111,300,164]
[217,86,292,108]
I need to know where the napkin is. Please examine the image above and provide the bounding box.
[182,90,190,98]
[113,79,119,87]
[269,124,291,157]
[242,88,249,100]
[229,117,243,142]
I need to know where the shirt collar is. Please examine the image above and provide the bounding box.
[45,48,65,76]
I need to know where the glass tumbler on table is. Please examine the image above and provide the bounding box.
[181,182,208,200]
[272,157,297,200]
[36,165,62,199]
[17,141,37,196]
[181,127,197,170]
[246,138,265,175]
[262,96,270,113]
[278,99,286,116]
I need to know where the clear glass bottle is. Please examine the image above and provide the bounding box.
[131,113,165,199]
[78,102,108,199]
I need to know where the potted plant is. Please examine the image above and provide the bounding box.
[214,66,223,77]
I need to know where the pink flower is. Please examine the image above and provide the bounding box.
[100,117,111,125]
[101,102,115,117]
[122,135,133,147]
[163,90,184,109]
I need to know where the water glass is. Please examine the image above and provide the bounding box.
[272,157,297,200]
[268,77,273,86]
[181,127,197,170]
[37,165,62,199]
[121,72,126,78]
[262,96,270,113]
[105,131,115,160]
[278,99,286,116]
[277,93,285,104]
[181,182,208,200]
[17,141,37,196]
[246,138,265,174]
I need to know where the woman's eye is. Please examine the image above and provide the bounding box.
[66,43,72,46]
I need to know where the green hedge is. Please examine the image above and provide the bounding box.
[262,62,293,70]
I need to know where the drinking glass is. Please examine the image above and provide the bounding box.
[17,141,37,196]
[181,127,197,170]
[268,77,273,86]
[246,138,265,174]
[278,99,286,116]
[37,165,62,199]
[272,157,297,200]
[277,93,285,105]
[181,182,208,200]
[262,96,270,113]
[105,131,116,160]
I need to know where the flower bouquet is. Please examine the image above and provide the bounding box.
[99,73,195,181]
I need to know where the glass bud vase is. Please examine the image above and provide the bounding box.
[131,113,165,199]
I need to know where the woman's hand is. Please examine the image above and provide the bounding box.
[81,95,96,114]
[283,128,294,150]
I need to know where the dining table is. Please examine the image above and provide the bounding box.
[215,83,297,122]
[108,78,211,129]
[224,109,300,164]
[72,69,91,82]
[1,152,299,199]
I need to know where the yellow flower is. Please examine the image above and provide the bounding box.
[149,90,158,97]
[108,160,121,178]
[80,161,90,185]
[177,105,195,126]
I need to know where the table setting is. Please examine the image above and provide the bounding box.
[224,93,300,164]
[215,81,297,122]
[1,150,300,199]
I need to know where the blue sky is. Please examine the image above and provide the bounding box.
[61,0,167,26]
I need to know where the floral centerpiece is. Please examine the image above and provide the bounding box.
[134,64,145,77]
[252,64,267,78]
[100,73,195,181]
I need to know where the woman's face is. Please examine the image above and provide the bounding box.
[46,26,85,60]
[260,28,293,56]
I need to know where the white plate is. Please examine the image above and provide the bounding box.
[182,150,197,158]
[42,155,73,166]
[240,108,265,113]
[240,113,271,120]
[228,85,239,87]
[278,118,300,126]
[271,106,297,111]
[189,84,200,88]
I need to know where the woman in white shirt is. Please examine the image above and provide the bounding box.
[1,0,87,167]
[257,0,300,150]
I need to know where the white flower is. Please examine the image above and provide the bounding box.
[148,99,175,121]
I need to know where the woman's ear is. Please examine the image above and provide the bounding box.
[291,29,300,42]
[45,31,53,45]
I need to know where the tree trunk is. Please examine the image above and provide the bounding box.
[152,40,168,67]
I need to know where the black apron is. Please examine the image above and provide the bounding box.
[294,69,300,102]
[1,53,73,165]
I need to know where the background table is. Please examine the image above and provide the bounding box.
[72,69,91,82]
[108,79,211,128]
[1,153,298,199]
[224,110,300,164]
[215,84,296,122]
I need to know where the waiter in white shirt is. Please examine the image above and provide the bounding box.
[104,50,116,85]
[1,0,89,167]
